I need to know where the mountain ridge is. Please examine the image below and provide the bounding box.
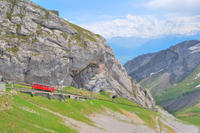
[124,40,200,111]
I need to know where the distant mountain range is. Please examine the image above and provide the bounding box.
[124,40,200,112]
[107,34,200,64]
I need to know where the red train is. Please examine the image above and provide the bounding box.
[32,83,55,92]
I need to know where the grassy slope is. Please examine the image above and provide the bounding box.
[141,72,164,98]
[175,103,200,126]
[141,66,200,127]
[61,86,139,106]
[153,65,200,104]
[1,83,183,132]
[0,93,76,133]
[0,88,161,132]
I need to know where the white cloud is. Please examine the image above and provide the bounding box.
[82,14,200,39]
[147,0,200,12]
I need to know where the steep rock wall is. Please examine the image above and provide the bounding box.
[0,0,155,108]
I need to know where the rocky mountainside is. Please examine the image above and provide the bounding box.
[125,40,200,86]
[156,65,200,112]
[124,40,200,111]
[0,0,154,108]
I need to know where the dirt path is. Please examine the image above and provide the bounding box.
[21,95,199,133]
[195,103,200,108]
[89,109,156,133]
[158,108,199,133]
[119,108,145,124]
[155,116,161,133]
[31,101,156,133]
[35,104,106,133]
[40,105,156,133]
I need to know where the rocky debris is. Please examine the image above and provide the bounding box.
[158,107,199,133]
[88,111,156,133]
[0,0,155,108]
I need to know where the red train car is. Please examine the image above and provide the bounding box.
[32,83,55,92]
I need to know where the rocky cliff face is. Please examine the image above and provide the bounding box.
[125,40,200,90]
[0,0,154,108]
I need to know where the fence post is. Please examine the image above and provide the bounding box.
[11,81,14,90]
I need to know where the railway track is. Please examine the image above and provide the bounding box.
[13,86,149,110]
[9,81,155,110]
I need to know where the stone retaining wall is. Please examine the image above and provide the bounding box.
[0,82,5,92]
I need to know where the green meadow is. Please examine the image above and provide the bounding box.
[0,88,158,132]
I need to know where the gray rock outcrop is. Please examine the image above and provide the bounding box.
[0,0,155,108]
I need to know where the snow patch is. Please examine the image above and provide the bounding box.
[194,73,200,80]
[150,69,163,76]
[195,84,200,88]
[188,43,200,54]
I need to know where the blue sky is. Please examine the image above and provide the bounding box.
[32,0,148,24]
[32,0,200,64]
